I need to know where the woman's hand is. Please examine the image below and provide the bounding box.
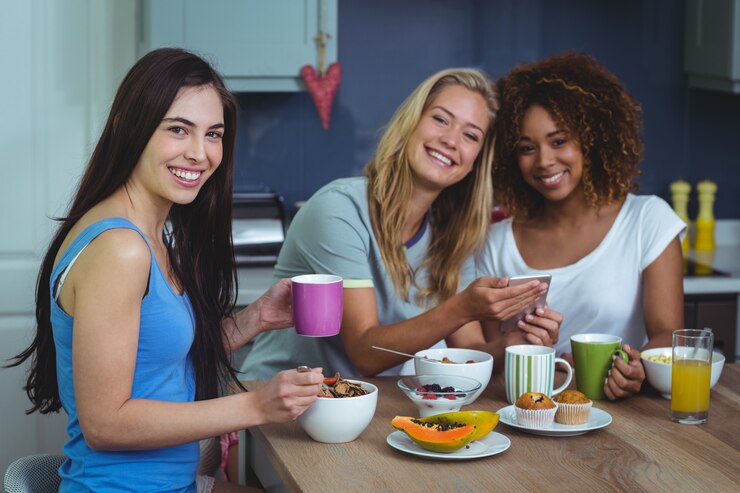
[255,278,293,332]
[254,367,323,424]
[604,344,645,400]
[224,278,294,352]
[516,307,562,347]
[459,277,548,323]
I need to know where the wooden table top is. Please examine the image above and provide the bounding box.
[244,364,740,493]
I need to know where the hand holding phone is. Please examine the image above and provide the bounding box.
[500,274,552,332]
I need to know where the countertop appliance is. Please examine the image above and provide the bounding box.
[232,190,286,266]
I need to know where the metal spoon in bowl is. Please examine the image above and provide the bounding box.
[297,365,338,397]
[370,346,445,363]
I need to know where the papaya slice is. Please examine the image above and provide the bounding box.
[391,416,476,453]
[419,410,499,442]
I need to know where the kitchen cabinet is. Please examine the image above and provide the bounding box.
[685,294,738,361]
[684,0,740,93]
[139,0,338,92]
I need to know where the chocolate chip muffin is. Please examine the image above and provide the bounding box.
[514,392,557,428]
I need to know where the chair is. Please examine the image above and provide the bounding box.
[4,441,217,492]
[3,454,65,493]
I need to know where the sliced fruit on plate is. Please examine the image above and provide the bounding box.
[391,416,476,453]
[418,410,500,442]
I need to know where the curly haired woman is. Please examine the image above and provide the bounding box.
[477,52,685,399]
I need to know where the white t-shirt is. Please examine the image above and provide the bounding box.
[476,194,686,355]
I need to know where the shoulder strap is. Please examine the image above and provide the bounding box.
[52,218,150,300]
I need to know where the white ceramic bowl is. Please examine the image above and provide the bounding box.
[397,374,481,418]
[297,380,378,443]
[414,348,493,403]
[641,347,725,399]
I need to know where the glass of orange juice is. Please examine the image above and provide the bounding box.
[671,329,713,424]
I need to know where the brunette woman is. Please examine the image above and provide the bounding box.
[8,48,322,492]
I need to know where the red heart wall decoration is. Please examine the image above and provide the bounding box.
[300,62,342,130]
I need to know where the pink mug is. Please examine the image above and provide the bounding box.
[291,274,343,337]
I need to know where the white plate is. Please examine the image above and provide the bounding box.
[497,405,612,436]
[386,430,511,460]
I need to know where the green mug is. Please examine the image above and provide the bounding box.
[571,333,629,400]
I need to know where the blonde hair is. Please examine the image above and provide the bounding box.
[364,68,497,306]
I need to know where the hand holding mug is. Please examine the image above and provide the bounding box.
[571,334,629,400]
[255,278,294,332]
[603,343,645,400]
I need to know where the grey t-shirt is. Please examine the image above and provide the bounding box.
[241,177,476,379]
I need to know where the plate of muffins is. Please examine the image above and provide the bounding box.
[497,390,611,437]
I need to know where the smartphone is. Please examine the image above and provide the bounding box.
[500,274,552,332]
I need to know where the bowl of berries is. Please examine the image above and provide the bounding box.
[397,375,482,418]
[414,348,493,403]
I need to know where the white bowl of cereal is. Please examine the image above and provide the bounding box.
[298,378,378,443]
[641,347,725,399]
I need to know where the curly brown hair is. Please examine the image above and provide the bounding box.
[492,52,643,218]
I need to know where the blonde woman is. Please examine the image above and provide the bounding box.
[243,68,562,379]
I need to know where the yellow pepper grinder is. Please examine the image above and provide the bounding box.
[670,179,691,253]
[695,180,717,252]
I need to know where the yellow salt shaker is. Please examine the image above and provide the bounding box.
[694,180,717,252]
[670,179,691,254]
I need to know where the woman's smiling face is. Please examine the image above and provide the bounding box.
[406,84,488,193]
[130,85,225,206]
[516,104,585,203]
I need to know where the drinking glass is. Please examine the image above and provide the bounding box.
[671,329,713,424]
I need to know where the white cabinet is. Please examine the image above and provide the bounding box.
[0,0,137,473]
[685,0,740,93]
[139,0,338,92]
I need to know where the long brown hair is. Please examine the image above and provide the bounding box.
[365,68,497,306]
[7,48,240,413]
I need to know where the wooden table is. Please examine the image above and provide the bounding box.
[239,364,740,492]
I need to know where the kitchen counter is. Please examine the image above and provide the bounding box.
[236,245,740,303]
[684,245,740,294]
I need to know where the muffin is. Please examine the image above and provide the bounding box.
[514,392,557,428]
[553,390,592,425]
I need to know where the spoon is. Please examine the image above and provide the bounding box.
[370,346,444,363]
[297,365,338,397]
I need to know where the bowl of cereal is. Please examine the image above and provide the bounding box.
[397,374,481,417]
[298,376,378,443]
[414,348,493,403]
[641,347,725,399]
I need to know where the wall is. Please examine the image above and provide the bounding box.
[234,0,740,219]
[0,0,137,474]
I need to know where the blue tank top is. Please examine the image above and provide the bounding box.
[51,218,198,492]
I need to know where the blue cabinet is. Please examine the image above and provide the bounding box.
[139,0,338,91]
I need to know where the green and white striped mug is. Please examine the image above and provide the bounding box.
[505,345,573,404]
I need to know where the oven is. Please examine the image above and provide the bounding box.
[232,190,286,266]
